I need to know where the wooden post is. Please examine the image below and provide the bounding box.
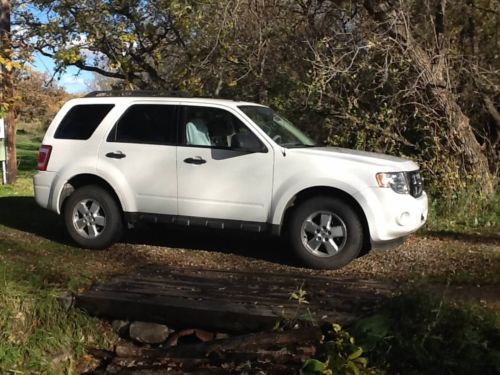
[0,117,6,184]
[0,0,17,184]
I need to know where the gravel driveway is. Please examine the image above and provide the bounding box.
[97,225,500,307]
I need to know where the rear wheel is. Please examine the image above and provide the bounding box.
[288,196,363,269]
[63,185,123,249]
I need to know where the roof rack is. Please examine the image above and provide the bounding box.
[84,90,191,98]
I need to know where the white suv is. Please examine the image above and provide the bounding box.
[34,91,428,269]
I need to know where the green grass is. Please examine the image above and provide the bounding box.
[0,131,41,197]
[0,131,117,373]
[16,131,42,178]
[0,261,114,373]
[0,196,116,373]
[0,227,117,373]
[0,194,116,373]
[426,189,499,236]
[351,290,500,375]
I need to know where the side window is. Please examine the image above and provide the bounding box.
[182,106,260,149]
[54,104,114,140]
[108,105,177,145]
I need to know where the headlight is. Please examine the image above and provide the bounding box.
[376,172,409,194]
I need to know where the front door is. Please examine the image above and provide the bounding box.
[176,105,273,223]
[98,103,178,215]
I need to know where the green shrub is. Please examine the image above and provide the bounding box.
[352,291,500,375]
[426,189,499,234]
[301,323,376,375]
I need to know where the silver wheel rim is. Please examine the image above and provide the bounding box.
[300,211,347,257]
[72,199,107,239]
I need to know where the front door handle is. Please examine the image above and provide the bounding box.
[184,156,206,165]
[106,151,126,159]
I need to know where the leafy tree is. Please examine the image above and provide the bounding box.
[12,0,498,195]
[14,69,73,132]
[1,0,17,183]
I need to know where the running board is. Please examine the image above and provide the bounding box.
[125,212,270,233]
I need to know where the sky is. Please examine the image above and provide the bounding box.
[31,52,94,94]
[24,6,94,94]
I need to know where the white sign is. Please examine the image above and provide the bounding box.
[0,118,4,139]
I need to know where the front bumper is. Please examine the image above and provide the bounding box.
[371,236,408,251]
[354,187,428,243]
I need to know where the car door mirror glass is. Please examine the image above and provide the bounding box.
[230,133,265,153]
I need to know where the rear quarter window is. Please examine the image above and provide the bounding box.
[54,104,114,140]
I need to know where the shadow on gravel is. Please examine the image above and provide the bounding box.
[124,223,299,267]
[0,196,71,244]
[0,196,298,267]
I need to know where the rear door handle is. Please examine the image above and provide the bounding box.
[106,151,126,159]
[184,156,206,165]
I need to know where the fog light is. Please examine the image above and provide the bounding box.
[397,212,411,226]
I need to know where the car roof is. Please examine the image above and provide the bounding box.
[71,91,264,108]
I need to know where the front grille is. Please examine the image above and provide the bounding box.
[407,171,423,198]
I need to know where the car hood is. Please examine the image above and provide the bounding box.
[289,146,419,171]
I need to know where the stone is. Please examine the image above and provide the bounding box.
[215,332,230,340]
[112,320,130,337]
[58,292,75,310]
[129,321,170,344]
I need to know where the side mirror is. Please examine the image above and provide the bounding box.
[231,133,266,153]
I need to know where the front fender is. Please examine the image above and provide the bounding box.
[270,176,366,226]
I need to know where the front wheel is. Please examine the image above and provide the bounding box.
[63,185,123,249]
[288,196,363,269]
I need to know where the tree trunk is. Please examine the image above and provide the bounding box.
[363,0,494,194]
[0,0,16,184]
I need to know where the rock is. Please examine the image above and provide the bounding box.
[112,320,130,337]
[166,328,215,347]
[215,332,230,340]
[50,351,72,365]
[129,321,170,344]
[58,292,75,310]
[76,354,101,374]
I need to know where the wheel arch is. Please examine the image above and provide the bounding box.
[59,174,125,215]
[278,186,371,254]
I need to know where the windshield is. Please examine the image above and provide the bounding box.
[238,106,316,148]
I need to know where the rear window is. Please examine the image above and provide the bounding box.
[107,105,177,145]
[54,104,114,140]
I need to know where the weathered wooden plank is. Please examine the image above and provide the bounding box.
[89,280,370,312]
[114,327,322,359]
[75,267,393,332]
[94,274,389,307]
[136,267,392,291]
[77,293,354,332]
[105,329,320,374]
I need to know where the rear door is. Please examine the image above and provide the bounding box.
[176,104,274,223]
[98,103,179,215]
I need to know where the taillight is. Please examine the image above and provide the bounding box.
[37,145,52,171]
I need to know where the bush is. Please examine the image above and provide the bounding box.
[426,189,499,234]
[352,291,500,375]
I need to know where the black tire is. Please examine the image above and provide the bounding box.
[63,185,123,249]
[288,196,363,269]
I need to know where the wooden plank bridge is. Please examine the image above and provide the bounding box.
[75,266,394,332]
